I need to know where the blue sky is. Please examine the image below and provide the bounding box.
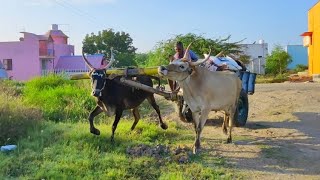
[0,0,318,54]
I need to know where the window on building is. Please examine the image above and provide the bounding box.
[3,59,12,70]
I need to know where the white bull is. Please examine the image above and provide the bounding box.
[158,43,242,154]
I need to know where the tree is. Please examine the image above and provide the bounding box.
[82,29,137,67]
[133,53,149,67]
[238,54,251,65]
[145,33,244,66]
[265,45,292,75]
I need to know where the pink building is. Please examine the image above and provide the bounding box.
[0,24,103,81]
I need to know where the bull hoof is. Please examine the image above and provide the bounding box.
[90,128,100,135]
[160,123,168,130]
[226,137,232,144]
[192,147,201,154]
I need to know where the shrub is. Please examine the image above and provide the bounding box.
[23,75,95,122]
[0,94,41,145]
[273,73,289,82]
[256,74,289,83]
[265,45,292,75]
[0,80,24,97]
[293,64,308,73]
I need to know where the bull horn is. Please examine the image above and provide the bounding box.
[82,51,94,70]
[215,51,224,57]
[103,47,115,70]
[189,48,212,66]
[181,42,193,61]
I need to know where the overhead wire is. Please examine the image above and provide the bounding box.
[50,0,99,26]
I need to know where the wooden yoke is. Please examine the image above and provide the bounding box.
[70,66,160,80]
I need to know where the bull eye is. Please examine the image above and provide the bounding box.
[179,65,185,69]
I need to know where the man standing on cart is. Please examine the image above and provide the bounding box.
[168,41,198,92]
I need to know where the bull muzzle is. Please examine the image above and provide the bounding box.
[158,66,168,76]
[92,89,102,97]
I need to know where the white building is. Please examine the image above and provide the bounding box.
[239,40,268,74]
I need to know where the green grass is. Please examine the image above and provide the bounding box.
[0,92,42,145]
[0,120,236,179]
[0,76,241,179]
[259,144,290,160]
[256,74,289,84]
[23,75,96,122]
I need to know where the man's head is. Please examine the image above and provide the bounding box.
[175,41,184,55]
[159,43,212,81]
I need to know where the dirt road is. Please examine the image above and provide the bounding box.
[198,82,320,179]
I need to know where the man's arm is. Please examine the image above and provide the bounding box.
[189,50,198,61]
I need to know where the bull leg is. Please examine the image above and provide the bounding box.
[190,111,199,154]
[193,109,210,154]
[147,95,168,130]
[224,114,232,143]
[131,107,140,130]
[222,113,228,135]
[226,114,232,143]
[88,105,103,135]
[111,109,123,143]
[226,108,236,144]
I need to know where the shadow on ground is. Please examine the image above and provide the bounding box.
[201,112,320,176]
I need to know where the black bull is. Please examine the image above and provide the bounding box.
[87,69,168,142]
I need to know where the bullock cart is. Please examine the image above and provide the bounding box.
[70,66,252,127]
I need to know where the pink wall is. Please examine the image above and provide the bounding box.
[0,39,40,81]
[0,33,43,81]
[0,27,77,81]
[51,36,67,44]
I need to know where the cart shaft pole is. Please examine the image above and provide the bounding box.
[120,77,178,101]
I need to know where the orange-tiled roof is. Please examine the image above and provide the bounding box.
[300,32,313,36]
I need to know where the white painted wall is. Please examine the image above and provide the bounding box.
[239,40,268,74]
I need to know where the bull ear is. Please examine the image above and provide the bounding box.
[103,47,115,70]
[82,51,94,70]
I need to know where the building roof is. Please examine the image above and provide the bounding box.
[55,54,104,70]
[37,35,50,41]
[300,32,313,36]
[20,32,53,41]
[309,1,320,11]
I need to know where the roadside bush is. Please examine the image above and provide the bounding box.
[273,73,289,82]
[0,80,24,97]
[293,64,308,73]
[265,45,292,75]
[0,95,42,145]
[256,74,289,84]
[23,75,95,122]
